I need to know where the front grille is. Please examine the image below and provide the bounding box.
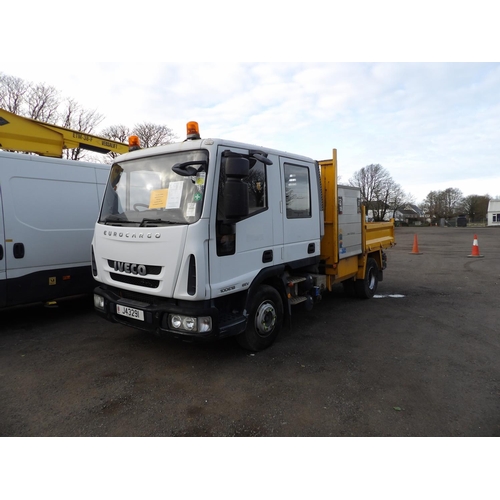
[107,260,161,275]
[110,273,159,288]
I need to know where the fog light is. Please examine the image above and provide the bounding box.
[183,317,196,331]
[94,294,105,310]
[170,315,182,329]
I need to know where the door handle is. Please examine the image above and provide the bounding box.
[262,250,273,263]
[13,243,25,259]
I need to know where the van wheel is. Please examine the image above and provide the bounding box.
[355,258,379,299]
[237,285,283,351]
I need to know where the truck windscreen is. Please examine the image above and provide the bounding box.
[99,150,208,226]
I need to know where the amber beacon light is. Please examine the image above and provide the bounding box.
[186,121,201,140]
[128,135,141,151]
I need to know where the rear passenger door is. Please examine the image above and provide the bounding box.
[0,189,6,307]
[280,158,321,265]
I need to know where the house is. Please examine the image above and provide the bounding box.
[366,203,425,224]
[487,200,500,226]
[396,204,425,224]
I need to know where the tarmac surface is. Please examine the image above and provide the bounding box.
[1,227,499,436]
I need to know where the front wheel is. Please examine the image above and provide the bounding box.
[355,258,379,299]
[237,285,284,351]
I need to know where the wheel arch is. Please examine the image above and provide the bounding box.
[244,265,290,327]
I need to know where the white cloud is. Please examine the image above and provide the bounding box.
[2,62,500,201]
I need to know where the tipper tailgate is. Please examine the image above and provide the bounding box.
[364,220,396,252]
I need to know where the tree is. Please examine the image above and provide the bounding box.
[59,98,104,160]
[349,163,409,221]
[101,122,177,161]
[131,123,177,148]
[461,194,491,222]
[420,190,442,221]
[26,82,60,122]
[0,73,29,114]
[100,124,131,144]
[421,188,464,220]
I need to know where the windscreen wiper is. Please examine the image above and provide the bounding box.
[140,218,163,227]
[139,218,183,227]
[103,215,132,225]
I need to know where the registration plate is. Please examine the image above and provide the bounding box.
[116,304,144,321]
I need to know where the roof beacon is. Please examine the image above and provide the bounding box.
[128,135,141,152]
[186,121,201,140]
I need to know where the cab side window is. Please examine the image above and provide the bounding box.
[246,160,267,214]
[284,164,311,219]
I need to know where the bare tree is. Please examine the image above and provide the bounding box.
[101,123,177,161]
[421,188,464,221]
[101,124,132,144]
[421,190,443,220]
[0,73,28,114]
[26,82,60,122]
[60,98,104,160]
[132,123,177,148]
[441,187,464,218]
[349,163,408,221]
[100,124,132,161]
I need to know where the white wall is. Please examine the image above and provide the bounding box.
[487,200,500,226]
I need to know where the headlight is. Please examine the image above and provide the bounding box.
[170,315,182,329]
[167,314,212,333]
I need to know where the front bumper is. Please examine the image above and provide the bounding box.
[93,285,247,341]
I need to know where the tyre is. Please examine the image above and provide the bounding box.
[237,285,284,351]
[355,258,379,299]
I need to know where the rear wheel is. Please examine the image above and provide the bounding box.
[237,285,284,351]
[355,258,379,299]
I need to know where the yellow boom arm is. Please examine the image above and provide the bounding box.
[0,108,128,157]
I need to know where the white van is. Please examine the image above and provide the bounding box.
[0,150,109,308]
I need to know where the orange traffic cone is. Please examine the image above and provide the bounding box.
[410,234,422,254]
[468,234,484,258]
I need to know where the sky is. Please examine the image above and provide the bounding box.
[2,4,499,205]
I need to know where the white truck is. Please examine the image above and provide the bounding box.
[92,122,395,350]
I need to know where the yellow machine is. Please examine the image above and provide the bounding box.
[0,107,128,157]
